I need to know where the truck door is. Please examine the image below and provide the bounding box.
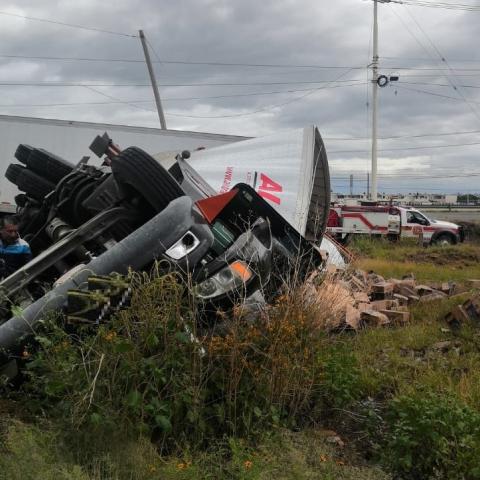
[403,210,431,241]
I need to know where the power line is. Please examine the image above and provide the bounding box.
[4,51,480,72]
[0,54,146,63]
[402,4,480,123]
[0,79,365,87]
[395,83,480,104]
[399,1,480,12]
[165,68,357,118]
[0,83,370,108]
[36,69,357,119]
[0,11,136,37]
[400,80,480,89]
[0,53,369,69]
[81,85,153,113]
[325,128,480,141]
[330,141,480,154]
[366,0,480,12]
[332,172,480,179]
[382,56,480,63]
[386,3,480,125]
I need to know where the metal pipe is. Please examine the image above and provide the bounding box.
[0,196,193,351]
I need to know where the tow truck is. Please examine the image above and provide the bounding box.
[327,203,464,245]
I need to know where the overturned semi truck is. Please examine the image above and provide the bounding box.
[0,126,331,370]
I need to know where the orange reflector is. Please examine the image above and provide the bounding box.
[195,189,238,223]
[230,261,252,281]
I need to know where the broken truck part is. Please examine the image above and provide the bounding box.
[0,126,330,360]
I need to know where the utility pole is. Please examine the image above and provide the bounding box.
[371,0,380,201]
[139,30,167,130]
[350,174,354,197]
[370,0,399,201]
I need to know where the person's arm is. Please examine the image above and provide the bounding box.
[21,243,32,266]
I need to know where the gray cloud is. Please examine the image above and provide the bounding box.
[0,0,479,193]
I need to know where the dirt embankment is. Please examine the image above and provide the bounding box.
[403,247,480,267]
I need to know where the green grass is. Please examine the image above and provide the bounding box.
[350,238,480,283]
[346,296,480,404]
[5,239,480,479]
[0,421,390,480]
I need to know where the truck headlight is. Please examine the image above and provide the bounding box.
[195,260,253,299]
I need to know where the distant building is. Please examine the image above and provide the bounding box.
[331,192,458,205]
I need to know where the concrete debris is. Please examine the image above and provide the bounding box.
[316,266,457,333]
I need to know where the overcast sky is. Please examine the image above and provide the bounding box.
[0,0,479,194]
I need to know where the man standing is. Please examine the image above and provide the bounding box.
[0,217,32,278]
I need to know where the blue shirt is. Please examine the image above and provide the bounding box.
[0,238,32,277]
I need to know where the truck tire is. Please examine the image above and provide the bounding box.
[15,169,56,200]
[434,233,455,246]
[25,148,74,183]
[14,144,34,165]
[5,164,25,184]
[111,147,185,213]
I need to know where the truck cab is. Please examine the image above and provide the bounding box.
[400,207,464,245]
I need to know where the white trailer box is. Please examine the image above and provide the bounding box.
[176,125,330,239]
[0,114,247,211]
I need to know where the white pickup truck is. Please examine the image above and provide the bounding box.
[327,204,464,245]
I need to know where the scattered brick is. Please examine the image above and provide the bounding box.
[370,299,397,311]
[345,304,361,330]
[393,293,409,306]
[445,305,470,328]
[361,310,390,327]
[441,282,454,295]
[406,294,420,304]
[349,275,367,292]
[371,282,394,300]
[353,291,370,304]
[419,292,448,303]
[395,285,417,298]
[380,309,410,325]
[415,285,434,296]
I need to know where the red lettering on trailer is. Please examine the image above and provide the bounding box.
[258,173,282,205]
[220,166,234,194]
